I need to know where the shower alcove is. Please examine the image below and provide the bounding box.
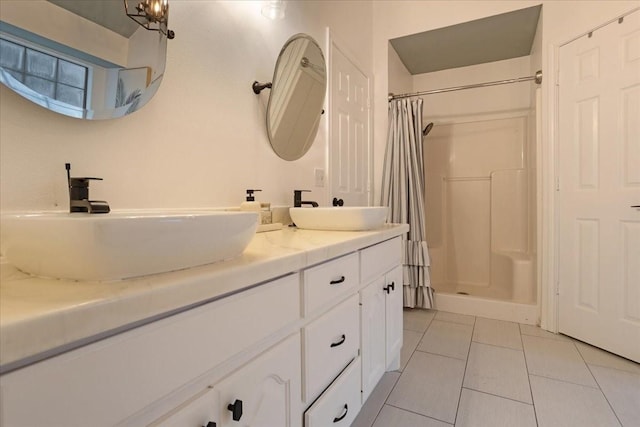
[388,5,542,323]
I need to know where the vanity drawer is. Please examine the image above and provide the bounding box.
[303,294,359,402]
[360,237,402,285]
[0,274,300,427]
[304,357,362,427]
[303,252,359,316]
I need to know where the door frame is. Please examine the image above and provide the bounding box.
[326,28,374,206]
[544,8,640,333]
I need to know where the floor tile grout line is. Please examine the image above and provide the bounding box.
[384,402,454,426]
[571,339,640,376]
[379,310,433,426]
[399,319,431,371]
[416,339,524,359]
[518,323,539,426]
[413,347,468,361]
[453,314,476,426]
[583,361,640,376]
[379,320,431,424]
[369,372,403,427]
[470,339,524,352]
[519,331,571,342]
[433,316,475,327]
[461,386,535,406]
[574,343,625,427]
[527,373,601,390]
[521,334,603,389]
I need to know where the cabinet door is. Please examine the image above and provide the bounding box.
[359,277,386,402]
[216,333,302,427]
[385,266,403,368]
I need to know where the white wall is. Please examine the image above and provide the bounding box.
[387,43,412,96]
[0,1,373,212]
[412,56,532,120]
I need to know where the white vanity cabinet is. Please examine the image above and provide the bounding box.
[0,274,301,427]
[359,238,403,401]
[0,229,407,427]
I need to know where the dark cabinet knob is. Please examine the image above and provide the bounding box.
[389,281,395,291]
[332,197,344,206]
[204,422,217,427]
[227,399,243,421]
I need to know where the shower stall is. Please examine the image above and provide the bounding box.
[387,5,543,323]
[424,107,539,322]
[388,65,541,323]
[388,63,541,324]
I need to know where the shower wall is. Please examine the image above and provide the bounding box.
[425,116,533,299]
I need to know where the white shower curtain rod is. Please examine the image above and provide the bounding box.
[388,70,542,101]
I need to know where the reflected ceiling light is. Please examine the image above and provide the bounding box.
[261,0,286,20]
[124,0,175,39]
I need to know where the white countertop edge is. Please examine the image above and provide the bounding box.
[0,224,408,371]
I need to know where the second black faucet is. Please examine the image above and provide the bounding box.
[293,190,318,208]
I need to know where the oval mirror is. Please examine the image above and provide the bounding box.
[265,34,326,161]
[0,0,172,120]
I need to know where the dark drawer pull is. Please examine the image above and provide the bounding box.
[333,404,348,423]
[330,334,346,348]
[330,276,346,285]
[204,422,217,427]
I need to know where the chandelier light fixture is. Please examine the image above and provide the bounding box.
[124,0,175,39]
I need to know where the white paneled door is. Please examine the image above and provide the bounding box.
[558,10,640,362]
[330,39,370,206]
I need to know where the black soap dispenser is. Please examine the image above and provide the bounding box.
[240,189,262,212]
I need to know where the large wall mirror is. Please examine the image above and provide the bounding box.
[262,34,326,161]
[0,0,171,120]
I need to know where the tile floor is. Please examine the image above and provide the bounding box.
[352,309,640,427]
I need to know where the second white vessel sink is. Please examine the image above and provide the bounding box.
[0,210,259,281]
[289,207,388,231]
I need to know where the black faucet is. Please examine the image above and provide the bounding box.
[66,163,110,214]
[293,190,318,208]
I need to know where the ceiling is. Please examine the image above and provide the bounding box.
[390,5,542,75]
[47,0,140,38]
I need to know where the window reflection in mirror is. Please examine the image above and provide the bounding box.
[0,0,169,120]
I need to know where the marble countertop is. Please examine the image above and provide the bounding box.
[0,224,408,372]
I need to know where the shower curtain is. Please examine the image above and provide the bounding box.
[381,98,433,309]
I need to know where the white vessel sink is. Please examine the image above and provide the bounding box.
[0,211,258,281]
[289,207,388,231]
